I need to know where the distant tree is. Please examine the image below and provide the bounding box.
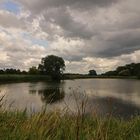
[118,69,131,76]
[38,55,65,79]
[0,68,25,75]
[21,70,28,75]
[16,69,21,74]
[102,71,118,76]
[29,66,39,75]
[0,70,4,74]
[5,68,20,74]
[116,66,125,73]
[103,63,140,77]
[38,64,44,74]
[88,70,97,76]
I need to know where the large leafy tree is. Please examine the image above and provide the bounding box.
[38,55,65,79]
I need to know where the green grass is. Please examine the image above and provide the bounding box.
[0,109,140,140]
[63,74,138,80]
[0,74,139,83]
[0,75,51,83]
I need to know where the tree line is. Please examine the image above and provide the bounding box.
[0,55,140,79]
[0,69,27,75]
[0,55,65,80]
[102,63,140,77]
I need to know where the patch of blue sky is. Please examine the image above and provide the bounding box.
[22,32,48,47]
[0,0,20,14]
[32,39,48,47]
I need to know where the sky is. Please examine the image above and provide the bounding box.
[0,0,140,74]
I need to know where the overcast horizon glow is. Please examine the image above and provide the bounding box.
[0,0,140,74]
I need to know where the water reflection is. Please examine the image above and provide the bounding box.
[87,96,140,119]
[0,79,140,119]
[29,88,65,104]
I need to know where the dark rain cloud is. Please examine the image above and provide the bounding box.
[0,0,140,72]
[18,0,120,12]
[15,0,140,59]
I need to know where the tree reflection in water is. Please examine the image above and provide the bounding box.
[29,88,65,104]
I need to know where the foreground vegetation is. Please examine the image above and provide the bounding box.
[0,109,140,140]
[0,87,140,140]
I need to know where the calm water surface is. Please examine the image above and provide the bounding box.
[0,79,140,118]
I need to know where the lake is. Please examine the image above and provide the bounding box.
[0,79,140,119]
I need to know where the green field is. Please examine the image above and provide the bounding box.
[63,74,138,80]
[0,75,52,83]
[0,74,139,83]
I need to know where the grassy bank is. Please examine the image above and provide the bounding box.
[0,75,51,83]
[0,109,140,140]
[0,74,139,83]
[63,74,138,80]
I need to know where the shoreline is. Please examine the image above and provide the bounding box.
[0,74,139,83]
